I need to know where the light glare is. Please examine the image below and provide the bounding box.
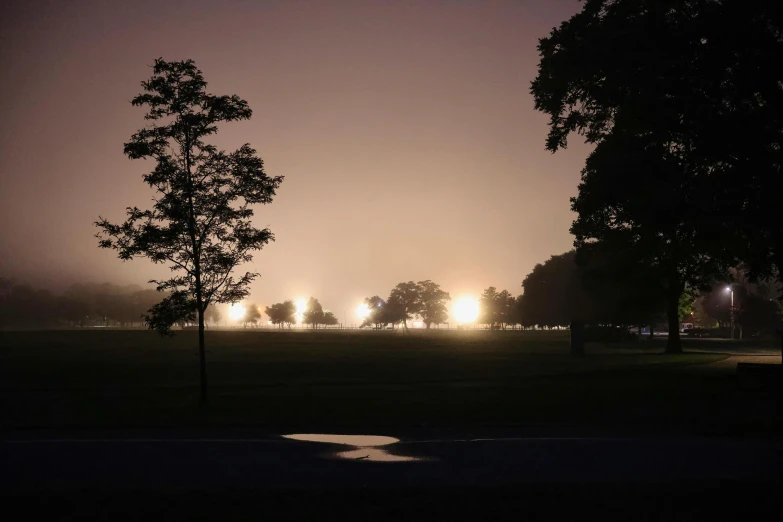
[295,298,307,324]
[356,303,371,320]
[229,303,246,321]
[452,297,479,324]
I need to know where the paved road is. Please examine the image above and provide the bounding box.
[2,432,780,490]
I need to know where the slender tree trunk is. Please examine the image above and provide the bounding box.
[183,128,208,407]
[665,291,682,354]
[197,307,208,406]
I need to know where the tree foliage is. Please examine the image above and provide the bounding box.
[416,280,450,329]
[95,58,282,334]
[301,297,337,329]
[322,311,339,327]
[519,252,583,328]
[388,281,421,329]
[519,250,678,331]
[265,300,296,328]
[530,0,783,351]
[94,58,282,404]
[479,287,517,329]
[244,303,262,327]
[360,295,387,329]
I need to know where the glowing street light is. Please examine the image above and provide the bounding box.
[725,285,735,339]
[452,297,479,325]
[295,298,307,324]
[356,302,371,320]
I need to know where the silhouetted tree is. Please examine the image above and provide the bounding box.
[577,242,668,330]
[265,300,296,328]
[360,296,387,329]
[513,295,525,328]
[244,303,262,328]
[389,281,421,330]
[520,250,687,337]
[496,290,517,329]
[520,252,583,329]
[378,294,405,329]
[479,287,500,328]
[532,0,783,351]
[322,311,339,327]
[95,58,283,405]
[416,280,450,329]
[480,288,517,330]
[302,297,325,329]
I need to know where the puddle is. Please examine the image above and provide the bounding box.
[282,433,424,462]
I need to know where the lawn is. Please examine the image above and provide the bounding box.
[0,329,778,435]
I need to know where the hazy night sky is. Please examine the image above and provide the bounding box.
[1,0,590,322]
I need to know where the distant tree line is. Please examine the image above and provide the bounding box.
[515,252,781,339]
[359,280,451,330]
[3,260,779,336]
[262,297,339,329]
[0,279,157,329]
[0,278,230,330]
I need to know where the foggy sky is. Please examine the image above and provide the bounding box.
[0,0,590,323]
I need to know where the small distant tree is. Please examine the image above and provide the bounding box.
[479,287,500,329]
[302,297,325,329]
[265,300,296,328]
[245,303,262,328]
[360,296,387,329]
[389,281,421,330]
[496,290,517,330]
[417,280,450,329]
[95,58,283,406]
[322,311,339,327]
[382,293,408,329]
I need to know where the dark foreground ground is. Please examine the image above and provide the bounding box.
[4,432,782,521]
[1,330,781,520]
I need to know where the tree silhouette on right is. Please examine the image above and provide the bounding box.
[531,0,783,353]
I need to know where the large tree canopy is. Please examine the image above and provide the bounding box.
[531,0,783,352]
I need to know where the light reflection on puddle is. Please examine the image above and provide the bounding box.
[282,433,425,462]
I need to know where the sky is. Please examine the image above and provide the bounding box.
[0,0,591,323]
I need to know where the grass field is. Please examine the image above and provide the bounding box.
[0,329,779,435]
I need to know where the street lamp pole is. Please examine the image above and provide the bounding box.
[726,285,734,340]
[730,289,734,340]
